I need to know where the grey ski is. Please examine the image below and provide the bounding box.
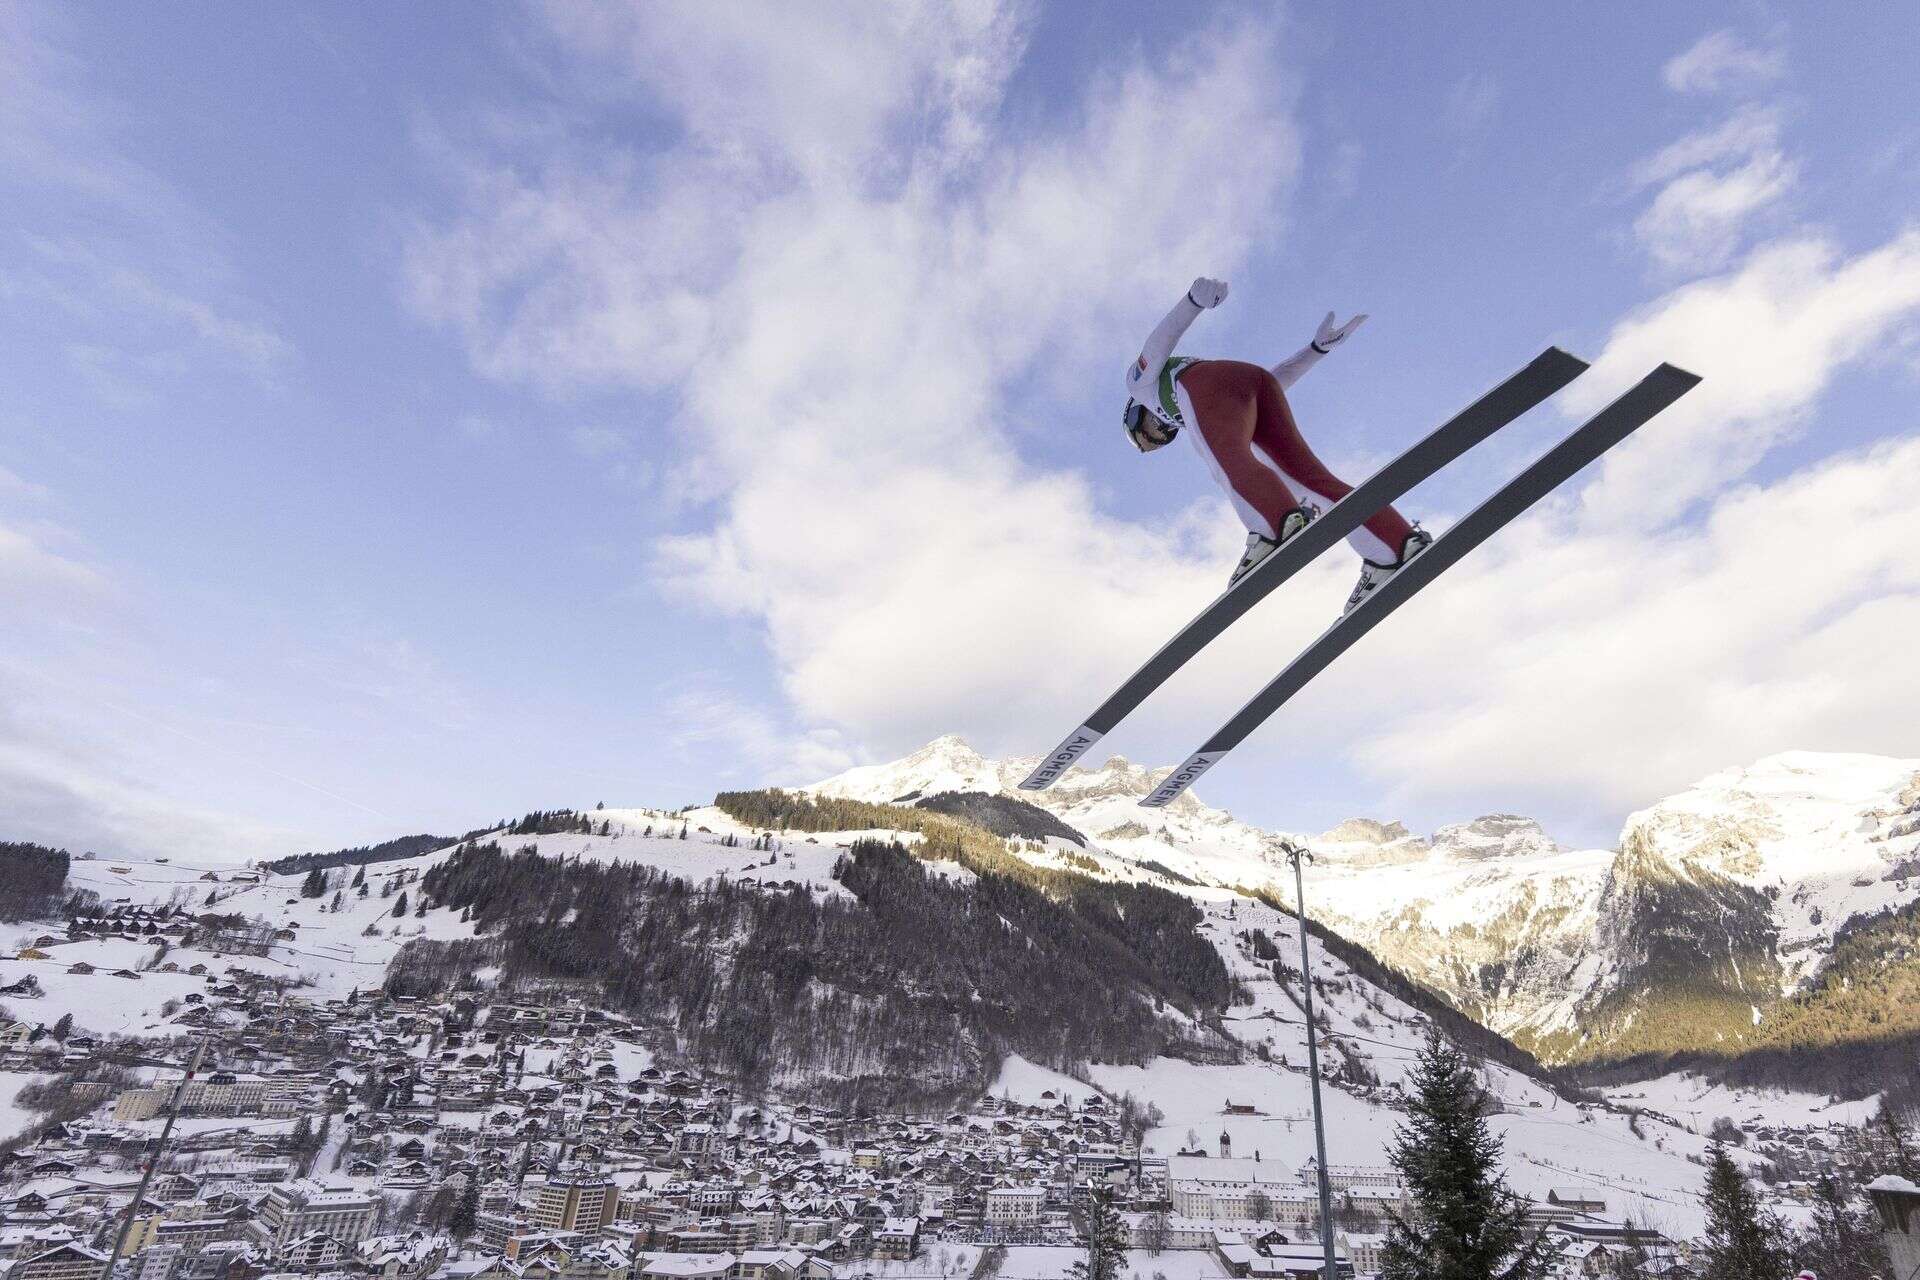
[1141,361,1701,809]
[1019,346,1590,792]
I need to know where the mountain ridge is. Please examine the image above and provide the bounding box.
[807,737,1920,1082]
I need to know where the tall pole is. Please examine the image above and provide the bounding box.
[1285,842,1339,1280]
[106,1037,209,1279]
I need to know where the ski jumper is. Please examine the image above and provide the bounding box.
[1125,291,1415,565]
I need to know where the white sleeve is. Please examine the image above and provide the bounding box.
[1133,291,1206,392]
[1269,342,1324,392]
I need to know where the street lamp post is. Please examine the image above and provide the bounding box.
[1284,841,1339,1280]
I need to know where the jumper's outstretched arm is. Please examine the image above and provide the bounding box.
[1271,311,1369,390]
[1135,277,1228,390]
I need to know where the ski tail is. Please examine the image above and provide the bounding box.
[1141,362,1701,810]
[1019,346,1587,793]
[1020,726,1105,791]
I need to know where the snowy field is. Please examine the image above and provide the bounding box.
[1603,1071,1881,1131]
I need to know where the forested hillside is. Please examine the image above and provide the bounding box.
[394,818,1234,1107]
[263,833,450,875]
[0,841,71,920]
[1574,890,1920,1099]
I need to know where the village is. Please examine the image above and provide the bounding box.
[3,901,1908,1280]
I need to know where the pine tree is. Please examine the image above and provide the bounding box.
[1069,1185,1127,1280]
[1881,1105,1918,1179]
[392,891,409,918]
[1698,1144,1791,1280]
[301,868,327,898]
[449,1176,480,1239]
[1796,1171,1890,1280]
[1381,1027,1546,1280]
[329,889,344,912]
[51,1013,73,1039]
[351,867,366,888]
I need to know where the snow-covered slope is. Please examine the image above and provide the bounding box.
[809,738,1920,1066]
[1,775,1828,1234]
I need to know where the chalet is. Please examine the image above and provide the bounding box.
[10,1243,109,1280]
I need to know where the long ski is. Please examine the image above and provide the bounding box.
[1019,346,1590,792]
[1140,362,1701,809]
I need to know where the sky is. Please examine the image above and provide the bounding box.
[4,3,1920,860]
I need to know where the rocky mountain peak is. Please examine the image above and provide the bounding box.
[1430,813,1559,860]
[1320,817,1416,846]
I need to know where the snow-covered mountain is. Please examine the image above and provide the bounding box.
[0,802,1776,1236]
[810,738,1920,1067]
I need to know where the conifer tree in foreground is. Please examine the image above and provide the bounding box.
[1793,1171,1888,1280]
[1880,1105,1918,1179]
[1698,1144,1791,1280]
[1070,1184,1128,1280]
[1380,1027,1546,1280]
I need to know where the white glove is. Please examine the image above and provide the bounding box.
[1187,277,1229,309]
[1311,311,1367,353]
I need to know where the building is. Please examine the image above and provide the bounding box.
[1546,1188,1608,1216]
[1298,1162,1397,1194]
[1336,1232,1385,1276]
[249,1181,378,1252]
[1868,1175,1920,1280]
[872,1218,919,1261]
[134,1245,183,1280]
[984,1187,1045,1228]
[10,1244,109,1280]
[534,1167,618,1234]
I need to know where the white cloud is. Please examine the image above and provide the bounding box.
[407,9,1304,766]
[1569,229,1920,529]
[0,718,300,863]
[408,5,1920,835]
[1349,432,1920,817]
[1630,109,1795,273]
[0,510,109,607]
[1,12,290,391]
[1662,30,1787,96]
[659,681,855,787]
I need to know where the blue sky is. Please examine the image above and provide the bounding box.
[4,3,1920,859]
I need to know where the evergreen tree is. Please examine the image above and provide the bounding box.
[1698,1144,1791,1280]
[449,1176,480,1239]
[351,866,366,888]
[1881,1105,1918,1179]
[1381,1027,1546,1280]
[300,868,327,898]
[1796,1171,1890,1280]
[357,883,369,898]
[392,891,409,918]
[51,1013,73,1039]
[329,889,344,912]
[1069,1185,1127,1280]
[289,1115,313,1171]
